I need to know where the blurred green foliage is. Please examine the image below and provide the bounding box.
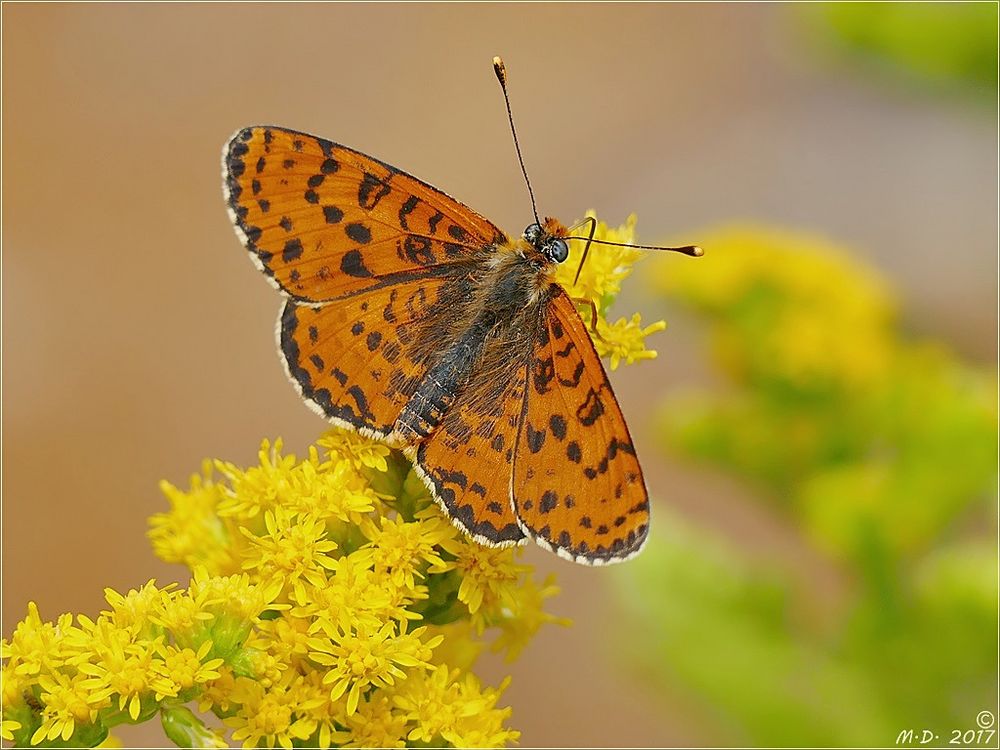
[618,225,997,746]
[799,3,998,96]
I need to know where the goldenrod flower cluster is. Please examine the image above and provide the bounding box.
[555,212,667,370]
[2,432,567,748]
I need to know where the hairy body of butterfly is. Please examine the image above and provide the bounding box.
[224,126,649,565]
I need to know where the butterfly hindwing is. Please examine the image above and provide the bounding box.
[278,276,462,439]
[414,361,529,546]
[512,288,649,564]
[224,126,508,302]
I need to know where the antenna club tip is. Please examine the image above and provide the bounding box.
[691,245,704,257]
[493,56,507,84]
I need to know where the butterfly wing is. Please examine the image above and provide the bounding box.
[223,126,507,302]
[278,276,461,439]
[224,126,504,441]
[512,289,649,564]
[414,348,532,545]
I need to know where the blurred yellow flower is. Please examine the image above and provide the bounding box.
[150,465,235,575]
[653,223,897,388]
[455,545,530,629]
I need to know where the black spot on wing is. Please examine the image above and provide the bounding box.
[526,423,546,454]
[341,249,372,277]
[539,490,557,514]
[282,238,304,262]
[345,223,372,244]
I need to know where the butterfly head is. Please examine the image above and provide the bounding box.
[523,217,570,264]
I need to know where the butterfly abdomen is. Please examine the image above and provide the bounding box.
[395,253,541,443]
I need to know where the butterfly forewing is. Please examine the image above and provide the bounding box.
[224,126,507,302]
[512,290,650,564]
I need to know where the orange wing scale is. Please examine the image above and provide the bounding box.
[513,289,649,564]
[224,126,507,302]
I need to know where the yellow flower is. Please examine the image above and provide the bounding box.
[149,586,215,646]
[156,641,224,691]
[197,664,238,715]
[1,719,22,742]
[596,313,668,370]
[492,574,570,661]
[342,691,408,748]
[284,454,377,525]
[357,513,456,591]
[291,552,408,637]
[258,613,314,666]
[445,673,520,748]
[215,438,299,520]
[549,211,668,370]
[101,579,172,637]
[240,509,339,601]
[76,625,177,720]
[653,224,897,388]
[224,676,313,750]
[149,463,235,575]
[285,671,350,749]
[2,602,72,677]
[318,429,392,472]
[187,566,285,625]
[31,671,105,744]
[308,621,442,715]
[393,664,519,748]
[454,545,530,628]
[6,427,562,748]
[555,211,644,304]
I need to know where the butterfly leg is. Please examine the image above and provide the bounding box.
[571,297,610,346]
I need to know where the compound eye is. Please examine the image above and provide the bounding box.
[523,223,542,243]
[546,238,569,264]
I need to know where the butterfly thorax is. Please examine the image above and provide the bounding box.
[394,243,552,443]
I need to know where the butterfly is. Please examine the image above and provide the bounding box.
[222,58,700,565]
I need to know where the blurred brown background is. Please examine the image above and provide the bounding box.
[3,4,995,746]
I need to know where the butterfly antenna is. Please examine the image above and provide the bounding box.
[494,56,540,225]
[572,216,598,286]
[566,236,704,257]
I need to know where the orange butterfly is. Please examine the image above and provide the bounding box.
[222,58,700,565]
